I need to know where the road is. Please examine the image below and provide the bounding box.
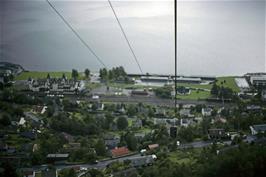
[19,89,234,108]
[33,153,142,172]
[84,95,234,108]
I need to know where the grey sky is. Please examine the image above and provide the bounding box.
[1,0,265,76]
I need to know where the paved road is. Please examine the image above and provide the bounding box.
[56,153,141,171]
[19,89,234,108]
[33,153,142,172]
[85,95,234,108]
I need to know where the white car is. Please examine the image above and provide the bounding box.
[92,95,99,99]
[80,167,87,171]
[176,141,180,146]
[140,149,147,155]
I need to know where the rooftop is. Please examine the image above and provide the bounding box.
[111,147,129,157]
[251,124,266,132]
[47,154,69,158]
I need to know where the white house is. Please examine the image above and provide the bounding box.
[250,124,266,135]
[202,107,212,117]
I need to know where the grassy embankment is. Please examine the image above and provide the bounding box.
[175,76,240,100]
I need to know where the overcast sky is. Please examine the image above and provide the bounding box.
[1,0,265,76]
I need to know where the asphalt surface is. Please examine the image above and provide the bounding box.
[85,95,234,108]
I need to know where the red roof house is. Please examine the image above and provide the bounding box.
[111,147,130,157]
[148,144,159,150]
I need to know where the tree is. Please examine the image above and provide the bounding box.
[46,106,55,117]
[72,69,79,80]
[47,73,51,79]
[211,83,219,96]
[59,168,77,177]
[1,161,19,177]
[124,132,137,151]
[85,68,90,79]
[154,86,172,99]
[127,104,137,116]
[0,113,11,126]
[99,68,108,81]
[95,139,106,156]
[117,116,128,130]
[178,126,195,142]
[62,73,66,80]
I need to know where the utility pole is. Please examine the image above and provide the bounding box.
[174,0,178,116]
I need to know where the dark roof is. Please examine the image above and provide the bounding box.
[252,124,266,132]
[47,154,69,158]
[20,168,34,176]
[20,131,36,140]
[148,144,159,150]
[131,90,149,96]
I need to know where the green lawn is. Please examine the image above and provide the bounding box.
[176,90,210,100]
[15,71,85,80]
[86,83,102,90]
[168,150,197,164]
[216,77,240,92]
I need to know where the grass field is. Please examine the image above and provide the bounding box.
[168,150,198,164]
[176,90,211,100]
[15,71,85,80]
[216,76,240,92]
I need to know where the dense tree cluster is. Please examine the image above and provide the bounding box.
[211,83,235,99]
[154,86,172,99]
[141,144,266,177]
[99,66,129,82]
[71,69,79,80]
[50,113,100,136]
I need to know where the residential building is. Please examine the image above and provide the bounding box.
[47,154,69,164]
[148,144,159,150]
[105,137,120,150]
[111,147,130,158]
[202,107,212,117]
[250,124,266,135]
[235,77,249,91]
[18,117,26,126]
[20,131,36,140]
[246,105,261,112]
[28,77,85,94]
[208,129,226,139]
[180,118,193,127]
[132,119,142,128]
[180,109,194,118]
[32,105,47,115]
[250,75,266,87]
[153,118,178,127]
[131,90,149,96]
